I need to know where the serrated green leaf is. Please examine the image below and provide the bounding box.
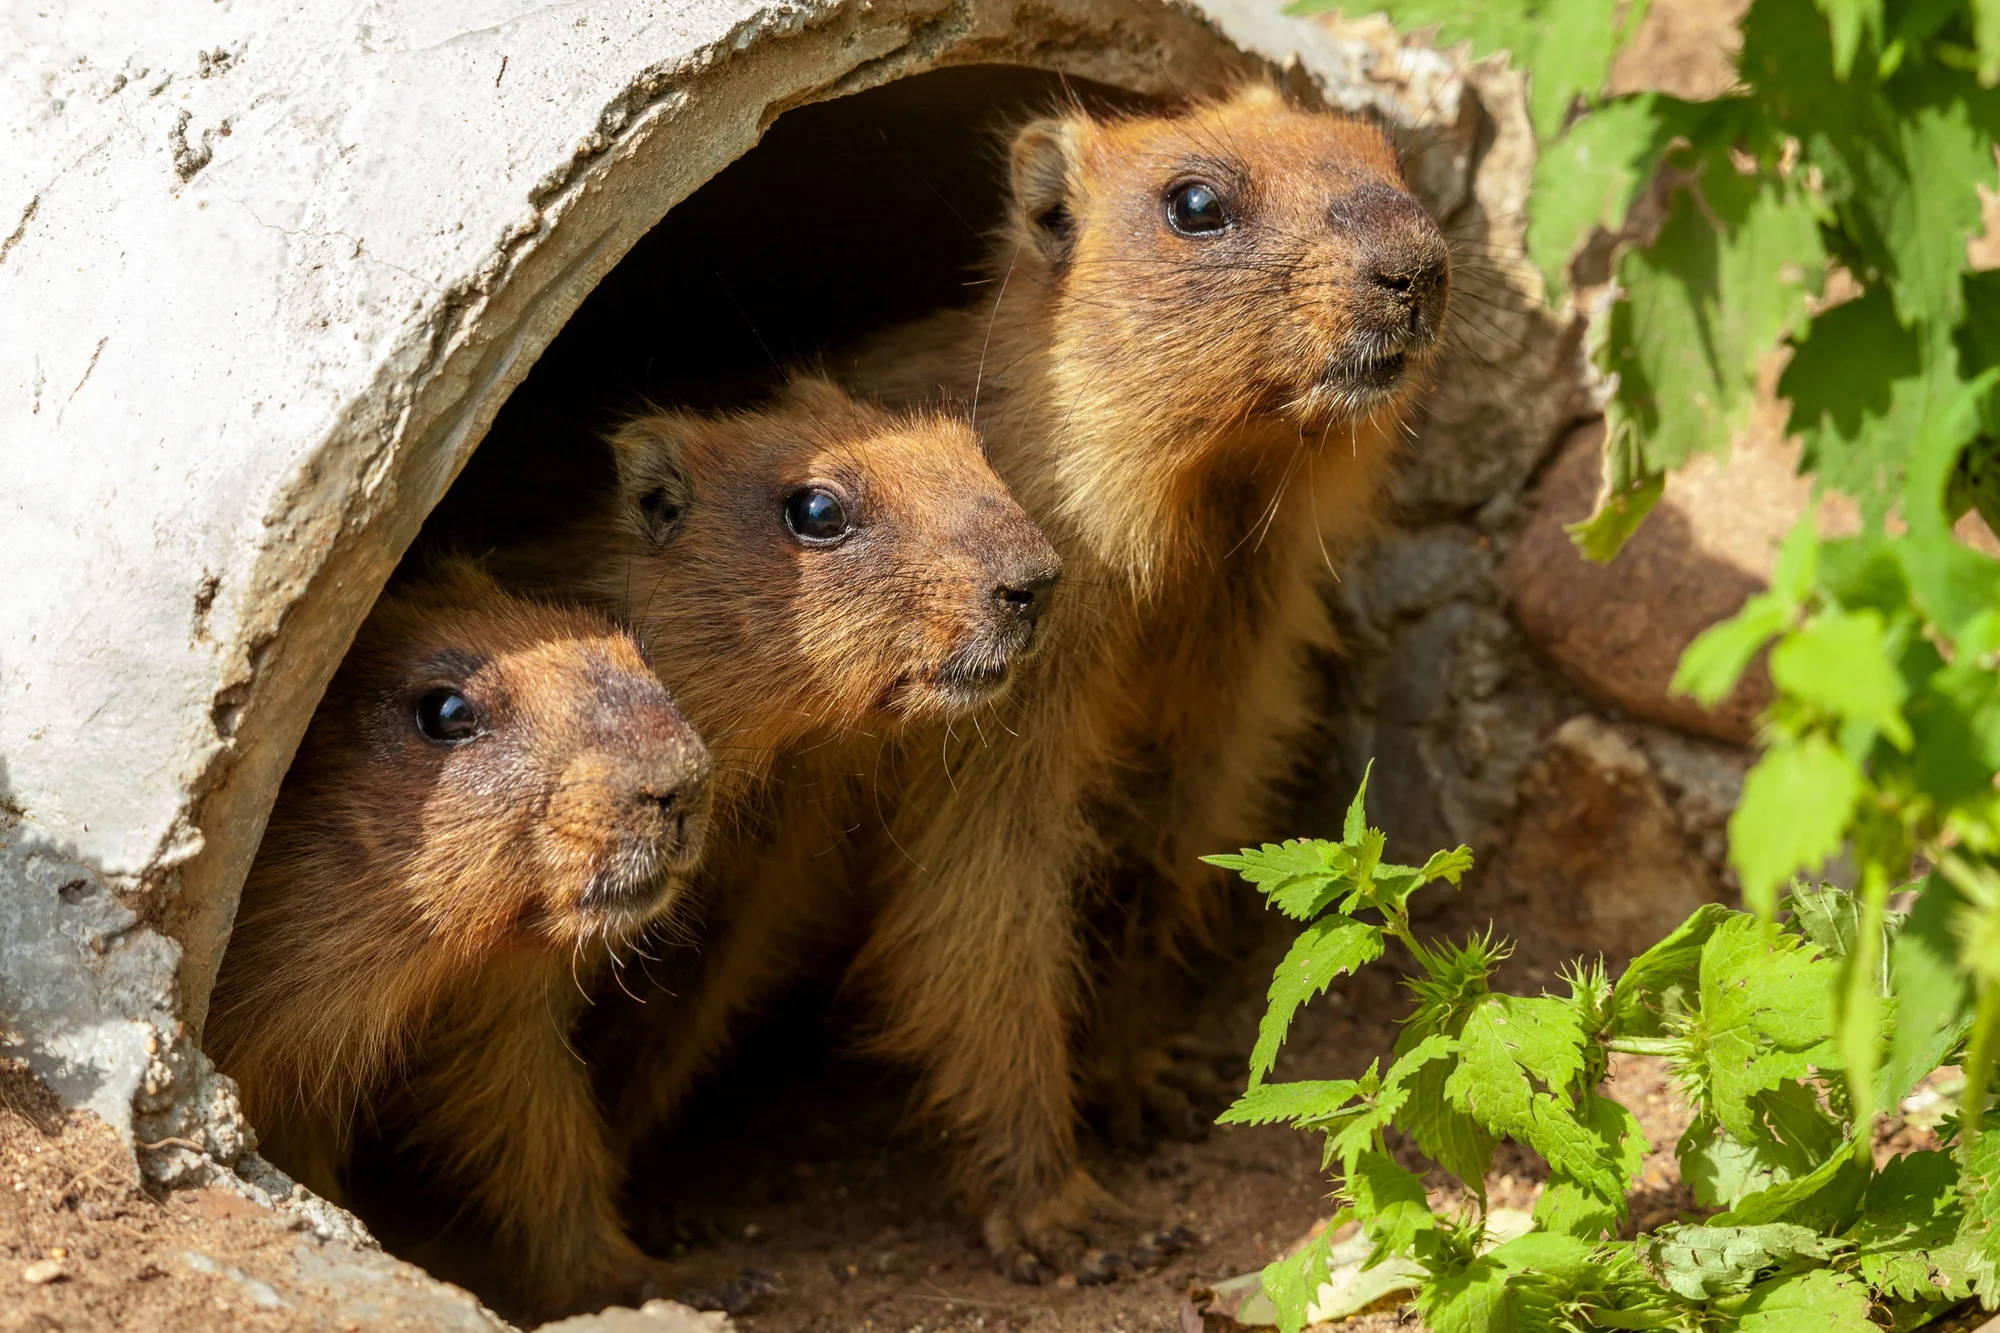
[1641,1222,1846,1300]
[1421,844,1477,886]
[1885,877,1977,1111]
[1717,1137,1869,1229]
[1672,591,1793,707]
[1348,1150,1438,1260]
[1770,607,1914,749]
[1398,1048,1496,1190]
[1528,95,1684,303]
[1956,1111,2000,1298]
[1249,916,1385,1084]
[1601,159,1824,480]
[1733,1267,1875,1331]
[1846,1149,1971,1302]
[1876,93,1993,332]
[1783,882,1863,960]
[1729,735,1866,916]
[1219,1078,1365,1128]
[1815,0,1883,79]
[1203,840,1349,920]
[1259,1229,1333,1333]
[1532,1173,1622,1239]
[1683,916,1842,1139]
[1416,1255,1518,1333]
[1342,760,1373,843]
[1977,0,2000,85]
[1611,901,1733,1038]
[1783,288,1930,520]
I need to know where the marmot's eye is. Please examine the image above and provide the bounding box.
[1167,182,1228,236]
[784,487,850,544]
[415,689,479,742]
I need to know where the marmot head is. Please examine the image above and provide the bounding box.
[1003,84,1449,438]
[603,377,1062,755]
[298,562,712,953]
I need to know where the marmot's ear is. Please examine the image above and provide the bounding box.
[606,412,693,546]
[1009,117,1087,267]
[772,374,857,420]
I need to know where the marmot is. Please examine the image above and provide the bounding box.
[829,85,1451,1278]
[512,374,1061,1148]
[206,561,712,1317]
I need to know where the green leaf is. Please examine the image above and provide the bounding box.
[1641,1222,1847,1300]
[1611,901,1733,1038]
[1416,1255,1519,1333]
[1532,1173,1622,1239]
[1846,1149,1971,1302]
[1978,0,2000,85]
[1528,96,1682,303]
[1249,917,1385,1084]
[1203,840,1348,921]
[1784,882,1862,959]
[1420,845,1477,887]
[1682,916,1842,1140]
[1729,735,1866,917]
[1769,608,1914,749]
[1398,1048,1496,1190]
[1956,1107,2000,1299]
[1782,287,1929,520]
[1672,592,1792,707]
[1568,471,1664,563]
[1343,760,1374,843]
[1348,1150,1438,1260]
[1733,1267,1876,1332]
[1218,1078,1365,1129]
[1716,1137,1869,1230]
[1600,158,1824,480]
[1875,93,1993,332]
[1884,877,1977,1111]
[1259,1229,1333,1333]
[1814,0,1883,79]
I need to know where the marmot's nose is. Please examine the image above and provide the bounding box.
[1333,183,1450,340]
[996,565,1060,625]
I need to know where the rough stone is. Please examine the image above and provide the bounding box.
[1493,715,1722,963]
[1500,420,1787,745]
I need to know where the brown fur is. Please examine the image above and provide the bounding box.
[516,376,1061,1147]
[825,85,1452,1275]
[205,561,712,1317]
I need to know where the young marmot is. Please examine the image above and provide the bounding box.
[518,374,1062,1150]
[830,85,1452,1278]
[206,561,712,1317]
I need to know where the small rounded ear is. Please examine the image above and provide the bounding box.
[606,412,693,546]
[1008,117,1087,266]
[772,374,858,420]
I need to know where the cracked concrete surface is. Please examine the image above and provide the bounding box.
[1,0,1510,1322]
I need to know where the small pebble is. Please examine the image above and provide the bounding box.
[22,1258,65,1284]
[1053,1272,1077,1290]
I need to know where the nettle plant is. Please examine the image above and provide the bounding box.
[1209,771,1999,1331]
[1221,0,2000,1323]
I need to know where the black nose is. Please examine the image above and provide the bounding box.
[996,567,1060,623]
[1334,184,1450,341]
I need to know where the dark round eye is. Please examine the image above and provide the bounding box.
[414,689,479,742]
[637,487,682,530]
[784,487,850,543]
[1167,182,1228,236]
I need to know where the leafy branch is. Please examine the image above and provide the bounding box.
[1211,772,1999,1331]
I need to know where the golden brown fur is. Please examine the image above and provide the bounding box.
[515,376,1061,1146]
[823,85,1452,1276]
[206,561,712,1317]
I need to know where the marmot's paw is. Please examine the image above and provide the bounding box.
[677,1266,779,1316]
[983,1169,1160,1285]
[1099,1034,1236,1150]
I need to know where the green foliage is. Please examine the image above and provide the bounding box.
[1268,0,2000,1312]
[1212,773,1996,1331]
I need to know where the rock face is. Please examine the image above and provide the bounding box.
[1499,420,1791,746]
[1493,716,1722,963]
